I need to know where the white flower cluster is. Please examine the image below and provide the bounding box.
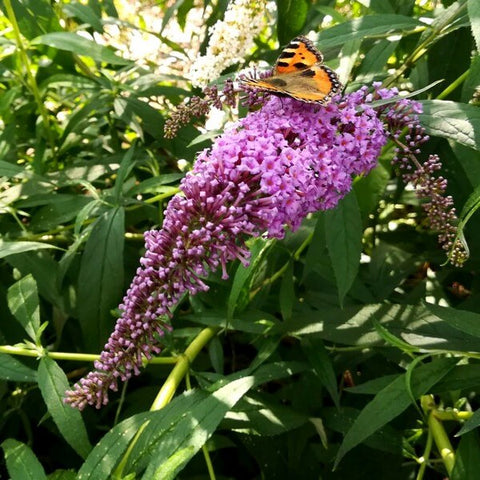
[189,0,267,88]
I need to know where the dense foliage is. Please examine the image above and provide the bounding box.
[1,0,480,478]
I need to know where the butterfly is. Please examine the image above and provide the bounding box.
[242,36,342,104]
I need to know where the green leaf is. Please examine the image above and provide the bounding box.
[462,55,480,104]
[47,469,77,480]
[346,374,400,395]
[0,355,37,382]
[0,0,61,40]
[373,319,417,353]
[127,174,183,196]
[316,14,423,49]
[0,240,61,259]
[227,238,272,319]
[325,192,362,306]
[0,86,21,116]
[0,160,35,178]
[456,182,480,245]
[176,0,195,31]
[1,439,47,480]
[38,357,91,459]
[276,0,309,45]
[432,365,480,394]
[127,362,306,476]
[77,412,154,480]
[187,311,272,334]
[418,1,469,44]
[6,251,63,310]
[457,409,480,437]
[119,97,165,139]
[123,392,224,475]
[208,336,224,374]
[140,376,256,479]
[224,396,308,435]
[337,39,362,85]
[301,338,340,408]
[302,214,328,282]
[322,406,403,455]
[29,195,92,231]
[59,95,105,145]
[39,73,99,93]
[354,163,390,218]
[279,260,294,321]
[31,32,131,65]
[62,2,103,32]
[368,244,415,301]
[7,274,40,341]
[74,200,101,236]
[424,303,480,338]
[334,357,458,468]
[77,207,125,351]
[419,100,480,150]
[356,39,398,82]
[451,431,480,480]
[240,360,307,387]
[247,337,281,372]
[159,0,190,35]
[187,130,219,148]
[277,303,480,353]
[113,147,136,203]
[312,5,346,25]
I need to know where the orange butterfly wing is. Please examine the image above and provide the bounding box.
[274,36,323,74]
[242,35,342,104]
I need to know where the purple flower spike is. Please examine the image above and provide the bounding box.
[65,88,395,410]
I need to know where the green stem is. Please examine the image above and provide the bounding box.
[421,395,456,475]
[428,413,455,474]
[114,381,129,427]
[325,345,371,353]
[436,69,469,100]
[151,326,220,410]
[431,409,472,421]
[416,423,433,480]
[0,345,177,364]
[3,0,57,159]
[124,232,145,241]
[0,345,96,361]
[12,228,145,244]
[145,188,181,204]
[384,2,467,87]
[113,421,150,480]
[185,372,217,479]
[202,443,217,480]
[250,231,313,300]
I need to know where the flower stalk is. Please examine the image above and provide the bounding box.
[421,395,456,475]
[151,326,220,411]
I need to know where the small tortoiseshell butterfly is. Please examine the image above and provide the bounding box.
[242,35,342,104]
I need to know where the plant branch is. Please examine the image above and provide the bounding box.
[151,326,220,410]
[421,395,456,475]
[3,0,57,159]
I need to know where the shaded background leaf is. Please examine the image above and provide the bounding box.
[77,207,125,351]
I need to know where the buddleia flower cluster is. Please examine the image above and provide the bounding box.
[189,0,268,88]
[65,85,466,410]
[373,85,468,266]
[164,79,236,138]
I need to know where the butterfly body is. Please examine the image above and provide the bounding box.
[242,36,342,104]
